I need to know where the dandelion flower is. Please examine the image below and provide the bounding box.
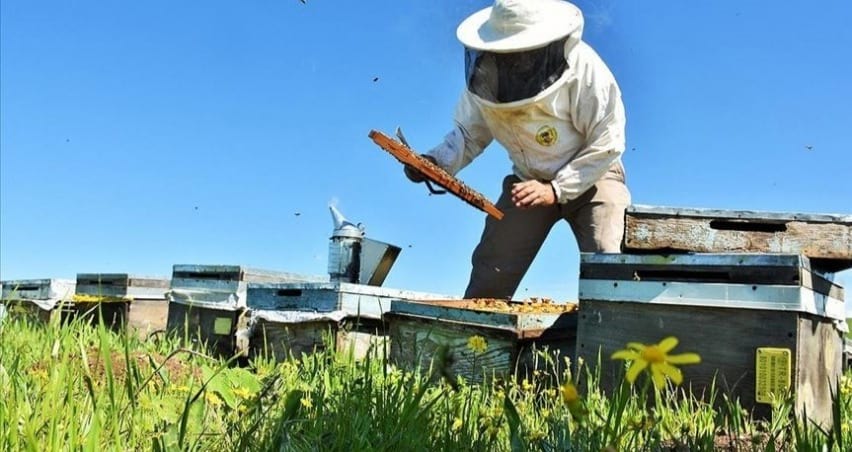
[300,396,313,409]
[561,383,580,404]
[611,336,701,389]
[233,388,252,399]
[467,335,488,353]
[560,382,586,422]
[451,417,463,432]
[205,392,222,407]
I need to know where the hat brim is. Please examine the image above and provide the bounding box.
[456,1,582,52]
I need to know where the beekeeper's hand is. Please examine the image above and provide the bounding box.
[511,180,557,208]
[404,155,437,183]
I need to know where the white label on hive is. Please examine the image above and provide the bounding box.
[214,317,232,335]
[755,347,792,404]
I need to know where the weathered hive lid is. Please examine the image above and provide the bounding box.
[623,205,852,273]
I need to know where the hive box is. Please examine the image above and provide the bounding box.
[166,265,326,357]
[0,279,76,324]
[74,273,170,332]
[386,299,578,384]
[576,253,845,427]
[244,282,451,361]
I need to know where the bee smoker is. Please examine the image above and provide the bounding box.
[328,205,401,286]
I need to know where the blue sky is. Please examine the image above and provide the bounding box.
[2,0,850,308]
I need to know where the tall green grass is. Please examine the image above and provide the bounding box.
[1,315,850,451]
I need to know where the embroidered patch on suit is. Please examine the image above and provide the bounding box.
[535,125,558,146]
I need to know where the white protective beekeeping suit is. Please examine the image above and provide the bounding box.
[426,0,626,204]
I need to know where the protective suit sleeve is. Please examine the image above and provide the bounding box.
[426,92,494,176]
[551,60,626,203]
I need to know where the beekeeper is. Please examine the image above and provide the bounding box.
[406,0,631,299]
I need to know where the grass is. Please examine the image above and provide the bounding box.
[1,314,851,451]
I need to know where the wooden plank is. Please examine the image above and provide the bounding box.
[624,206,852,272]
[627,204,852,224]
[795,315,844,429]
[369,129,504,220]
[126,277,171,289]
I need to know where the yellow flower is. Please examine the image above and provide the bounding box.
[527,428,545,441]
[467,335,488,353]
[451,417,463,432]
[28,368,49,383]
[521,379,534,392]
[233,388,252,399]
[841,375,852,396]
[174,385,190,393]
[300,396,313,409]
[560,382,586,422]
[611,336,701,389]
[205,392,222,407]
[561,383,580,404]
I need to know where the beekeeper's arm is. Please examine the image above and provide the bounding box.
[425,92,493,176]
[551,61,626,203]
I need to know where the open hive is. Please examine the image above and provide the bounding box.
[386,298,579,384]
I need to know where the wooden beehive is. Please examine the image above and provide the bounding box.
[244,282,451,361]
[166,265,326,357]
[75,273,170,332]
[242,310,344,361]
[576,253,845,428]
[623,205,852,272]
[0,279,76,324]
[386,299,578,384]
